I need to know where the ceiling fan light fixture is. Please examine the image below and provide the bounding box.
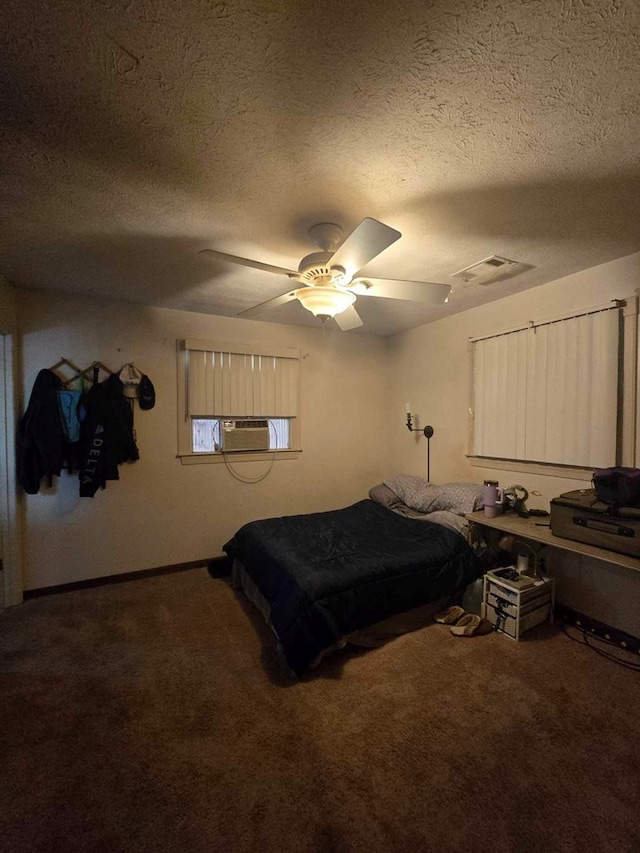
[328,264,348,285]
[294,285,356,319]
[348,280,371,294]
[205,217,445,330]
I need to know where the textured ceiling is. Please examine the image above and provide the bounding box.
[1,0,640,336]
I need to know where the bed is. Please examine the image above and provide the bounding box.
[222,476,485,676]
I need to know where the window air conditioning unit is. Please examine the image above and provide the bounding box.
[222,419,270,452]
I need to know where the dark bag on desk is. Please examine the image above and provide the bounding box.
[592,467,640,509]
[550,489,640,558]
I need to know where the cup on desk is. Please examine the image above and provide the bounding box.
[483,480,504,518]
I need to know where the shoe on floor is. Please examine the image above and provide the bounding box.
[450,613,494,636]
[434,605,466,624]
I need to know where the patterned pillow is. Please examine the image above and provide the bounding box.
[383,474,483,516]
[429,482,484,514]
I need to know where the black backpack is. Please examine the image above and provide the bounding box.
[592,467,640,509]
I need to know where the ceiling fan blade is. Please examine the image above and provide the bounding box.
[353,278,451,305]
[237,289,297,318]
[330,218,401,281]
[199,249,297,277]
[334,304,363,331]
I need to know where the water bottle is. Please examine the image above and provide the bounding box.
[483,480,504,517]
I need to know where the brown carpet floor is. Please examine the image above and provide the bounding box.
[1,567,639,853]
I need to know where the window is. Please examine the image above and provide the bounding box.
[177,339,300,461]
[192,417,291,452]
[470,303,623,469]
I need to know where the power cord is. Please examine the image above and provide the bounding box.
[492,595,510,633]
[222,449,277,483]
[561,621,640,672]
[222,421,278,483]
[532,555,555,602]
[513,540,555,603]
[514,538,542,575]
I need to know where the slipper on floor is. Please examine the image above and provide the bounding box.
[434,605,465,624]
[450,614,494,637]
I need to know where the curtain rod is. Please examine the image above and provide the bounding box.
[469,299,625,343]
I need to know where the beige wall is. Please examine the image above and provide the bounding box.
[19,291,391,590]
[15,255,640,636]
[387,252,640,636]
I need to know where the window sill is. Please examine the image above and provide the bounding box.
[467,455,594,482]
[179,449,301,465]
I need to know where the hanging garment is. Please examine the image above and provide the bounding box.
[78,373,139,497]
[57,388,84,474]
[57,389,82,442]
[17,369,66,494]
[119,363,142,400]
[103,372,140,465]
[138,374,155,410]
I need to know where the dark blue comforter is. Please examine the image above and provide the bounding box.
[223,499,481,675]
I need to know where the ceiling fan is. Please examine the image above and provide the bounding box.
[199,218,451,331]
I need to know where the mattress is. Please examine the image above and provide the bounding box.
[230,557,451,668]
[223,498,481,675]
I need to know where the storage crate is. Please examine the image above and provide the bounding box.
[482,571,554,640]
[484,600,551,640]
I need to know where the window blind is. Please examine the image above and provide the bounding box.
[184,341,299,418]
[472,307,620,468]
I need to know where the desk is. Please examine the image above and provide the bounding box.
[466,511,640,574]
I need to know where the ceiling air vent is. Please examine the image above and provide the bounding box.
[451,255,519,285]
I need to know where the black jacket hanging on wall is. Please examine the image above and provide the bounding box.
[78,373,139,497]
[17,369,66,494]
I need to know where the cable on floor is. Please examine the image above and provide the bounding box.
[561,621,640,672]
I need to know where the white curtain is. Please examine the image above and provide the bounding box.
[473,308,620,467]
[185,344,299,418]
